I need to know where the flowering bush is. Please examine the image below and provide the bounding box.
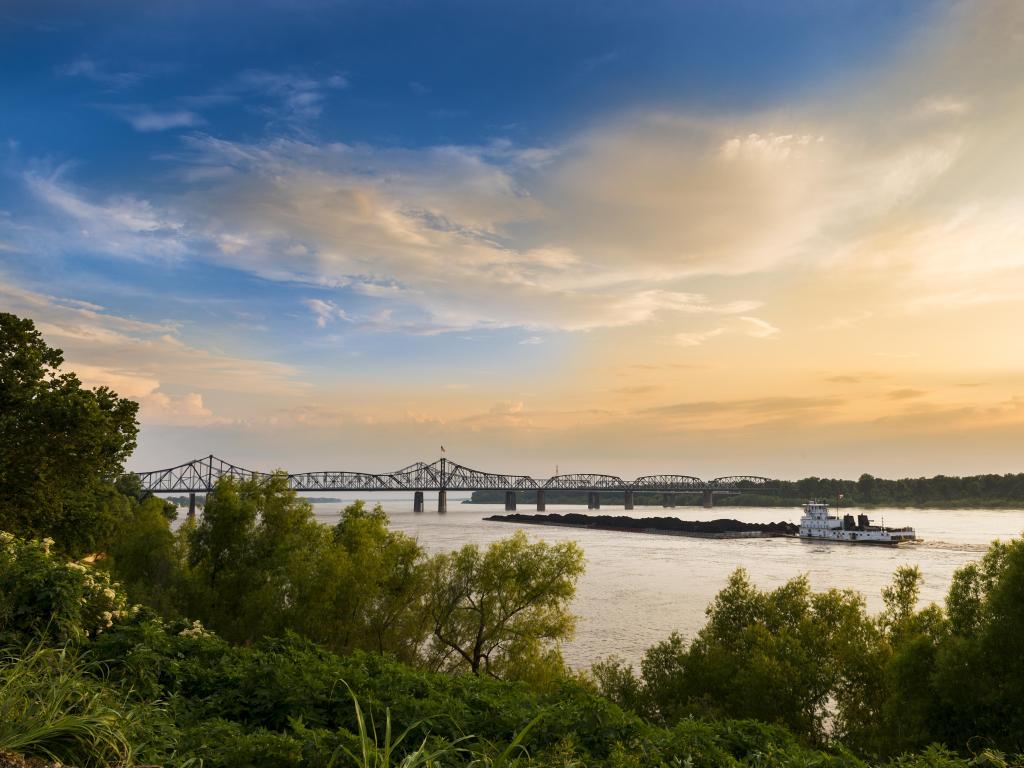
[0,530,129,647]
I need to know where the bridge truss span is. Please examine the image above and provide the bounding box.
[543,473,627,491]
[135,455,271,493]
[632,474,704,492]
[132,456,780,512]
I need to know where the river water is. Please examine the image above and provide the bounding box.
[296,499,1022,668]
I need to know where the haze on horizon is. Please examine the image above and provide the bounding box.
[2,0,1023,481]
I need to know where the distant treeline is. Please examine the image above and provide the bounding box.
[469,472,1024,508]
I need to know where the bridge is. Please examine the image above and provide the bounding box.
[135,455,775,516]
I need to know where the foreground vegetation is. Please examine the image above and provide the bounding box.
[3,311,1024,767]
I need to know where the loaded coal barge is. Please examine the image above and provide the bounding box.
[485,512,797,539]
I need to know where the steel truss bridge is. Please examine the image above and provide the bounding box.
[135,455,776,514]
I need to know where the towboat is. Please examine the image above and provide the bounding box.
[798,501,915,545]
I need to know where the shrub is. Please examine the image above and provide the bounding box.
[0,532,129,647]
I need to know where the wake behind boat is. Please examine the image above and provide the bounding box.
[799,501,915,545]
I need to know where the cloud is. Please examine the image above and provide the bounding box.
[121,109,204,132]
[673,316,778,347]
[518,336,543,345]
[826,374,888,385]
[61,58,144,90]
[22,134,764,334]
[638,396,845,430]
[0,282,308,426]
[304,298,350,328]
[21,1,1024,349]
[739,316,780,339]
[23,173,187,261]
[886,388,927,401]
[190,69,349,121]
[674,327,726,348]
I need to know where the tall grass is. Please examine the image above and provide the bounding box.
[0,645,139,767]
[333,685,545,768]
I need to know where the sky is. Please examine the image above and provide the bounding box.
[2,0,1024,480]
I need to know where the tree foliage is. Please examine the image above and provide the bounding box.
[425,530,584,681]
[0,313,139,555]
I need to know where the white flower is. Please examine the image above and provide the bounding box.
[178,619,210,638]
[102,588,116,600]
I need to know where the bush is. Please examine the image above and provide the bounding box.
[0,532,129,647]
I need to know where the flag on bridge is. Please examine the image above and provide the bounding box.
[441,445,446,454]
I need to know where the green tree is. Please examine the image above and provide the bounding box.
[0,313,139,555]
[604,569,877,743]
[181,477,432,659]
[331,500,429,663]
[425,530,584,680]
[107,495,184,616]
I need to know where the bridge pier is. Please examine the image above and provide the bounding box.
[624,490,634,510]
[505,491,517,511]
[413,490,424,513]
[438,490,447,514]
[702,490,714,508]
[662,493,675,508]
[188,492,196,519]
[536,490,545,511]
[588,492,601,510]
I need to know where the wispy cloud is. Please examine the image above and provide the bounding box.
[61,57,144,90]
[120,108,204,132]
[0,281,307,426]
[188,69,350,121]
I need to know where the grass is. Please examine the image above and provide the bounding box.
[0,645,140,767]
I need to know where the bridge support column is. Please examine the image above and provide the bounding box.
[662,493,675,508]
[505,491,517,511]
[536,490,545,511]
[413,490,424,513]
[624,490,634,510]
[438,490,447,514]
[702,490,714,508]
[588,492,600,510]
[188,492,196,519]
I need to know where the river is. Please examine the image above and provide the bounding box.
[302,498,1020,668]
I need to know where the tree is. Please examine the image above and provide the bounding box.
[107,495,184,616]
[425,530,584,680]
[0,313,139,555]
[180,477,432,659]
[331,500,429,662]
[611,569,877,742]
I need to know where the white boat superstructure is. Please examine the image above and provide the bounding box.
[798,501,915,545]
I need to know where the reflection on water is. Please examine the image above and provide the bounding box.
[298,498,1023,668]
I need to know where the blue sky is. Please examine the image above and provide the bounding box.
[0,0,938,357]
[7,0,1024,478]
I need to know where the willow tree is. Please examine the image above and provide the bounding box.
[426,530,584,681]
